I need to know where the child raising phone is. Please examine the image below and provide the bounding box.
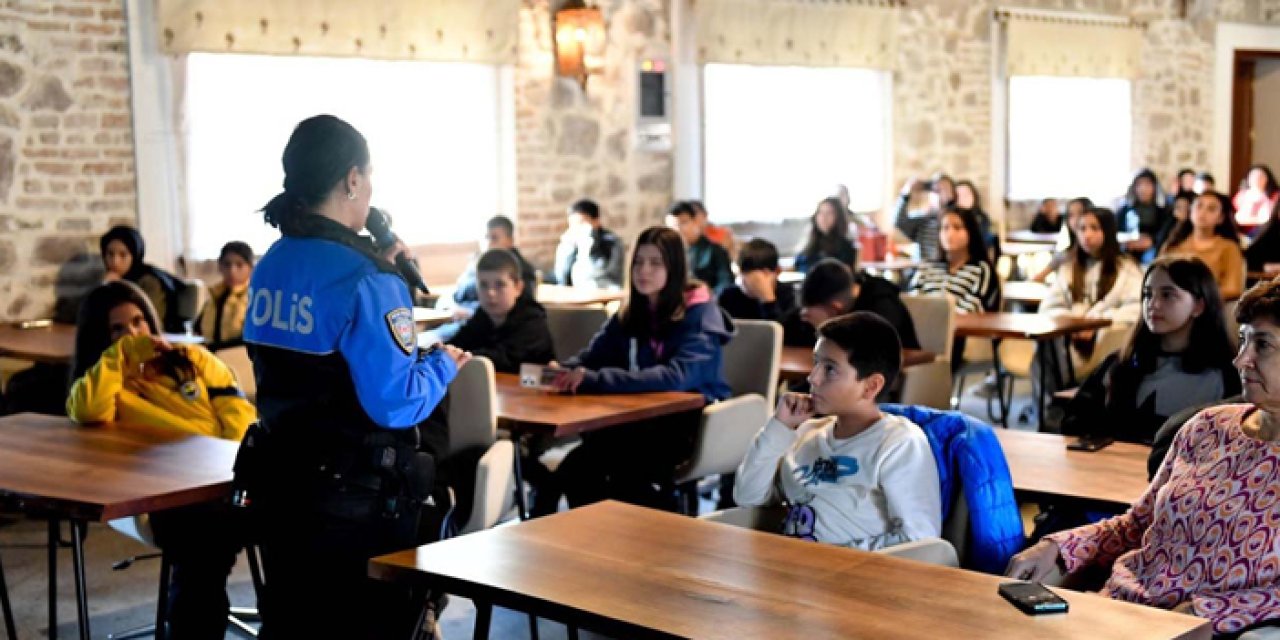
[733,312,941,550]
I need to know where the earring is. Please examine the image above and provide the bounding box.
[346,191,356,200]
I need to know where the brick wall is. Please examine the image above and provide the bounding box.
[0,0,134,322]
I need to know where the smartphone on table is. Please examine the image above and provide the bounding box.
[998,581,1069,615]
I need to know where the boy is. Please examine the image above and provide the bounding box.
[553,199,626,289]
[783,259,921,351]
[667,200,733,293]
[734,312,941,550]
[689,200,736,258]
[449,249,555,374]
[447,215,537,318]
[717,238,797,322]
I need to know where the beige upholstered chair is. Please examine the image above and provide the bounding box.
[544,306,608,363]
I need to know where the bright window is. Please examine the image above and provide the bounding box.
[702,64,890,223]
[1007,75,1132,202]
[184,53,506,259]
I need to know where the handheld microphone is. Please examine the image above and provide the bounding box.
[366,207,430,295]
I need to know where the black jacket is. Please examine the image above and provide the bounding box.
[779,273,920,350]
[687,236,734,294]
[449,297,556,374]
[717,280,797,323]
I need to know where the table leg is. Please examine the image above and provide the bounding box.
[990,339,1009,428]
[70,520,90,640]
[472,601,492,640]
[0,548,16,640]
[527,613,540,640]
[512,434,529,521]
[155,553,171,640]
[1064,336,1078,386]
[48,518,58,639]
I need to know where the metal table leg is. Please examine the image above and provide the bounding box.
[0,549,16,640]
[49,518,58,639]
[70,520,90,640]
[155,553,171,640]
[512,433,529,521]
[990,339,1009,428]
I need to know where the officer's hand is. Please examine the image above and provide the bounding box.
[442,344,472,371]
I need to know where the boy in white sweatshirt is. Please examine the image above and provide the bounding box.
[734,312,941,550]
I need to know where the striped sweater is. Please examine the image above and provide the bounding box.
[908,260,1000,314]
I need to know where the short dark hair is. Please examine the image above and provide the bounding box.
[218,241,254,267]
[570,199,600,220]
[1196,172,1215,183]
[801,259,854,307]
[817,311,902,389]
[487,215,515,237]
[261,115,370,234]
[1237,278,1280,326]
[475,248,522,283]
[738,238,779,272]
[667,200,697,219]
[688,200,708,217]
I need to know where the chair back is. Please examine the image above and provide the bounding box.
[900,293,955,358]
[545,307,608,363]
[214,345,256,402]
[175,278,205,324]
[446,356,497,454]
[722,319,782,407]
[675,394,768,485]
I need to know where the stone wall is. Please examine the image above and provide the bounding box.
[512,0,672,269]
[0,0,134,322]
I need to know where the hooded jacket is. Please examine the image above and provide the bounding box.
[880,404,1025,574]
[566,286,734,401]
[449,296,556,374]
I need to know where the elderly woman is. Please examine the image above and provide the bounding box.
[1006,278,1280,636]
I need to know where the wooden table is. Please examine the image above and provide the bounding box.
[1001,241,1056,257]
[0,413,239,639]
[0,322,76,364]
[1006,230,1060,245]
[994,428,1151,509]
[414,306,452,330]
[369,501,1209,640]
[955,313,1112,428]
[1002,281,1049,308]
[534,284,623,307]
[861,258,922,272]
[778,346,937,383]
[494,373,705,519]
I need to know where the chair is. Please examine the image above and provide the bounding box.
[443,356,517,535]
[0,551,15,640]
[899,293,955,410]
[544,307,608,363]
[214,345,256,404]
[175,278,205,334]
[672,320,781,514]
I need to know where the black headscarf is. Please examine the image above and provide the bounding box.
[99,225,150,281]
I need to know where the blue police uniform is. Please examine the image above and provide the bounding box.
[238,215,455,639]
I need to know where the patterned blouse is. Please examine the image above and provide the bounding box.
[1046,404,1280,634]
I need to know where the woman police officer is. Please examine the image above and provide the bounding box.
[236,115,470,638]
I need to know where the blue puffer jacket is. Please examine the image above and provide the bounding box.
[881,404,1025,574]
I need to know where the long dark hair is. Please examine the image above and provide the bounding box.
[618,227,691,338]
[1124,168,1166,207]
[1061,197,1093,253]
[1161,191,1240,251]
[71,281,196,387]
[1240,164,1279,199]
[261,115,370,235]
[954,180,983,214]
[938,208,991,269]
[1118,256,1233,379]
[799,197,851,258]
[1069,207,1125,304]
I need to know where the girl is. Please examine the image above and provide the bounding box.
[1033,197,1092,283]
[1059,256,1240,445]
[1160,191,1244,300]
[794,197,856,273]
[908,208,1000,366]
[1117,168,1170,261]
[1029,198,1062,233]
[197,241,254,350]
[99,225,186,334]
[954,179,997,253]
[66,280,254,638]
[550,226,733,510]
[1232,164,1279,233]
[1040,207,1142,369]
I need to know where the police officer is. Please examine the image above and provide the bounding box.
[238,115,470,639]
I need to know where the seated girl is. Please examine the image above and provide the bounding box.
[734,312,940,549]
[1059,256,1240,445]
[908,208,1000,365]
[99,225,186,334]
[1040,207,1142,374]
[1008,277,1280,636]
[548,226,733,510]
[1033,197,1091,283]
[1159,191,1245,300]
[66,280,254,636]
[794,197,857,274]
[197,241,254,350]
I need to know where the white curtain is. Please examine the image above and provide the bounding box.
[1004,12,1143,78]
[694,0,898,69]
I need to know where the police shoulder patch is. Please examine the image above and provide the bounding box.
[384,307,416,355]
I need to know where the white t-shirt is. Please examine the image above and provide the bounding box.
[734,413,942,550]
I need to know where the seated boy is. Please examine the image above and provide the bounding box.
[552,199,626,289]
[448,249,555,374]
[734,312,941,549]
[718,238,797,321]
[783,259,921,351]
[667,201,733,294]
[446,215,537,320]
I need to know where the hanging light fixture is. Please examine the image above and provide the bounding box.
[554,0,605,90]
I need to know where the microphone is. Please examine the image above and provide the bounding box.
[366,207,430,295]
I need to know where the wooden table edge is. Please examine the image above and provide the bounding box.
[499,394,706,438]
[0,480,232,522]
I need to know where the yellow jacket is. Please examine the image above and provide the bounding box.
[66,334,256,441]
[198,281,249,347]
